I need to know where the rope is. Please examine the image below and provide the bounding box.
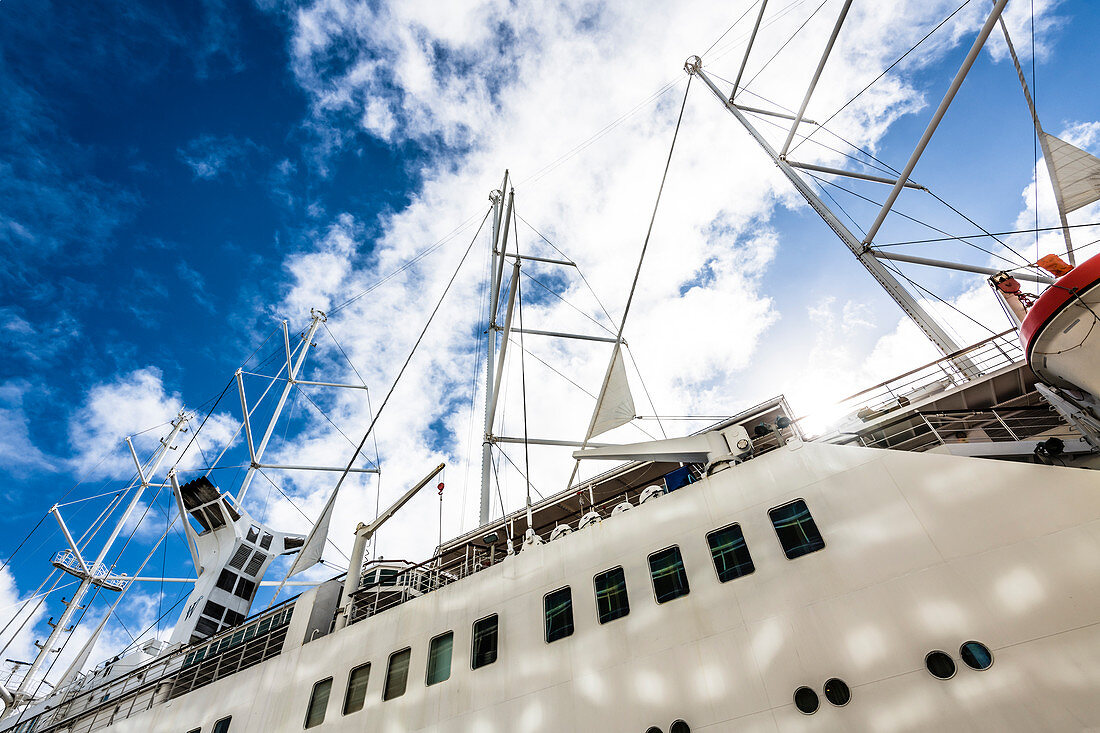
[567,75,694,489]
[328,209,486,315]
[740,0,829,94]
[787,0,975,157]
[315,207,493,545]
[513,205,534,514]
[702,0,760,59]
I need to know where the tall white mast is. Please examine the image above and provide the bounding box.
[15,412,191,700]
[691,0,1011,370]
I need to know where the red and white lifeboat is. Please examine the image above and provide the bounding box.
[1021,251,1100,400]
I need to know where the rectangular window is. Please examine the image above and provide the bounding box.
[342,663,370,715]
[769,499,825,559]
[383,648,411,701]
[544,587,574,643]
[593,567,630,624]
[707,523,755,582]
[234,577,256,601]
[304,677,332,729]
[215,569,237,593]
[425,632,453,686]
[649,546,690,603]
[471,614,498,669]
[211,718,231,733]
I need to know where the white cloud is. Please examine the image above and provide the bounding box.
[177,134,258,181]
[0,381,55,477]
[245,0,1070,564]
[68,367,237,481]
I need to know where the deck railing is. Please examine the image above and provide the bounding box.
[801,329,1025,438]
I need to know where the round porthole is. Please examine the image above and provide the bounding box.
[645,727,662,733]
[925,650,956,680]
[823,677,851,706]
[670,721,690,733]
[793,686,819,714]
[959,641,993,670]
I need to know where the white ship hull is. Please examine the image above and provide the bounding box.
[65,441,1100,732]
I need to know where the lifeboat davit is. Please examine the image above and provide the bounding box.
[1021,251,1100,400]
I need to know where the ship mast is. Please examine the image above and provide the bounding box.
[14,412,192,702]
[689,0,1014,373]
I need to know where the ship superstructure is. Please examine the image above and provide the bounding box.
[3,1,1100,731]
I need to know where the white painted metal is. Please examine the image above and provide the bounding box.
[72,441,1100,731]
[16,413,190,699]
[1028,281,1100,400]
[872,250,1055,285]
[730,0,768,98]
[861,0,1010,246]
[693,65,972,364]
[238,314,326,502]
[778,0,853,157]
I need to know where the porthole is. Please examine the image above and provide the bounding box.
[644,728,662,733]
[823,678,851,706]
[793,686,819,714]
[925,650,956,680]
[959,641,993,670]
[670,721,690,733]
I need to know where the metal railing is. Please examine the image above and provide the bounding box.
[853,406,1075,453]
[347,464,720,626]
[10,600,297,733]
[48,551,129,592]
[801,329,1024,438]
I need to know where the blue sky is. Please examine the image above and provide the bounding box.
[2,0,1099,678]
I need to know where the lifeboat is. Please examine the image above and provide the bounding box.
[1020,250,1100,400]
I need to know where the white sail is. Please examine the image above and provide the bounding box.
[587,347,636,439]
[286,486,338,577]
[1042,132,1100,213]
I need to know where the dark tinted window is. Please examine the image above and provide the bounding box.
[342,663,370,715]
[648,546,690,603]
[304,678,332,728]
[670,721,691,733]
[471,615,498,669]
[426,632,453,686]
[960,641,993,670]
[544,587,574,643]
[706,524,755,581]
[215,569,237,593]
[925,650,956,679]
[823,678,850,706]
[186,729,201,733]
[234,577,256,600]
[211,717,232,733]
[794,686,819,714]
[593,567,630,624]
[383,648,411,700]
[769,499,825,559]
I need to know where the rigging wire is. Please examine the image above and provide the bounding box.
[460,227,492,543]
[803,170,1039,270]
[702,0,761,59]
[740,0,829,94]
[1031,0,1039,262]
[880,259,1002,338]
[786,0,975,157]
[328,209,488,316]
[317,207,493,554]
[513,219,534,515]
[874,221,1100,248]
[568,75,695,489]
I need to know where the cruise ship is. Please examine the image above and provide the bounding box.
[3,1,1100,731]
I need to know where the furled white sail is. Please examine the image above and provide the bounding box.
[287,486,337,577]
[588,347,636,439]
[1043,132,1100,213]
